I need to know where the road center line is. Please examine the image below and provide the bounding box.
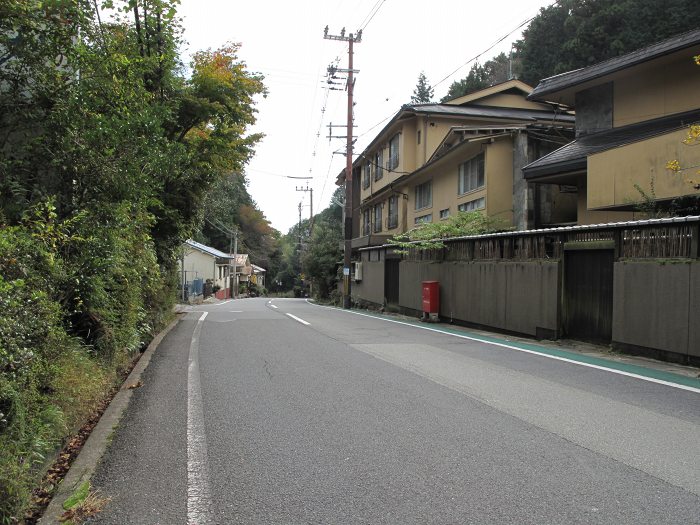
[187,312,213,524]
[286,313,310,325]
[269,305,278,309]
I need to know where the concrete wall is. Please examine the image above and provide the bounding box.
[355,249,699,361]
[613,260,700,358]
[575,82,613,137]
[352,250,386,305]
[397,260,560,336]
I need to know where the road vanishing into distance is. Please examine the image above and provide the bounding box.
[89,298,700,524]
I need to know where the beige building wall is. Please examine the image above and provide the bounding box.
[469,93,548,110]
[483,139,514,224]
[614,52,700,127]
[181,249,219,285]
[587,128,700,209]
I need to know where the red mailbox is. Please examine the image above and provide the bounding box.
[422,281,440,320]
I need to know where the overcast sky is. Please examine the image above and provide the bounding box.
[177,0,555,234]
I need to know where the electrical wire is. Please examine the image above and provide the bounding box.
[357,0,386,32]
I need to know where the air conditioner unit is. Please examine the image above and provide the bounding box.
[353,262,363,281]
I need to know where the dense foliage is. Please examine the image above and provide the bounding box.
[389,211,509,253]
[441,53,510,102]
[443,0,700,99]
[0,0,264,520]
[515,0,700,87]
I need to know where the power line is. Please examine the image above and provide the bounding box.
[357,0,386,31]
[433,0,559,89]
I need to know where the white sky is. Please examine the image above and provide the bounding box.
[177,0,555,234]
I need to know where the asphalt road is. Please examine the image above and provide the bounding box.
[89,298,700,524]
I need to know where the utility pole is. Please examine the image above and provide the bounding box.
[296,183,314,233]
[298,201,303,248]
[324,25,361,309]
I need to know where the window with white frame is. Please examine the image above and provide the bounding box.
[458,197,485,212]
[388,134,400,170]
[387,195,399,229]
[375,150,384,181]
[362,208,371,235]
[414,213,432,224]
[415,180,432,210]
[362,161,371,189]
[458,152,485,194]
[373,204,383,233]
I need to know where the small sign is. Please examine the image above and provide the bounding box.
[343,267,350,276]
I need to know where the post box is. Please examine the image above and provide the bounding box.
[421,281,439,321]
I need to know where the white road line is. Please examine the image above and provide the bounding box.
[270,305,278,309]
[307,301,700,395]
[210,299,232,306]
[187,312,213,524]
[286,313,310,325]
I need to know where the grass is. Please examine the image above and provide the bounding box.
[59,483,110,524]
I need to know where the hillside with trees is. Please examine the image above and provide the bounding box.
[443,0,700,101]
[0,1,265,520]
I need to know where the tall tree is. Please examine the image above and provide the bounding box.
[515,0,700,86]
[441,53,510,102]
[411,71,434,103]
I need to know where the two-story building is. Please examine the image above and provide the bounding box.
[338,79,575,253]
[522,29,700,223]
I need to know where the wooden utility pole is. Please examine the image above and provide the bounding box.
[296,184,314,233]
[324,26,361,309]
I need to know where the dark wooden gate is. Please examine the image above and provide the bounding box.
[385,259,400,305]
[564,248,614,342]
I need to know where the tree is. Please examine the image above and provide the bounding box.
[515,0,700,86]
[411,72,434,103]
[441,53,510,102]
[389,211,510,253]
[301,187,343,299]
[0,2,266,519]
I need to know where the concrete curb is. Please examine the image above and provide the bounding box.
[38,316,182,524]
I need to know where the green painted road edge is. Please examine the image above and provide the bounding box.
[310,301,700,391]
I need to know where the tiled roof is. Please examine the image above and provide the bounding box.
[406,103,574,123]
[522,109,700,179]
[529,29,700,101]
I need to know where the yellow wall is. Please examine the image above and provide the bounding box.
[397,137,517,230]
[614,54,700,127]
[483,139,514,224]
[577,191,636,224]
[470,93,549,111]
[588,128,700,208]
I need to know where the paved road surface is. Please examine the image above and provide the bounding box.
[89,298,700,524]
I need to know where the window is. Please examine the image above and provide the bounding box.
[362,161,371,190]
[458,197,485,212]
[415,180,432,210]
[374,150,384,181]
[373,204,383,233]
[415,213,432,224]
[417,130,421,145]
[458,152,485,194]
[439,208,450,220]
[387,195,399,229]
[362,208,371,235]
[388,134,400,170]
